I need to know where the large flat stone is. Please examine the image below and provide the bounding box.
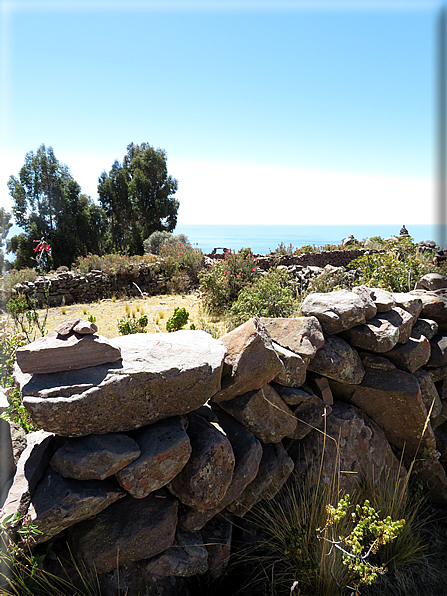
[300,289,366,334]
[383,334,431,374]
[271,342,307,387]
[259,316,324,359]
[143,529,209,577]
[15,331,122,374]
[16,331,226,437]
[69,489,178,574]
[307,334,365,384]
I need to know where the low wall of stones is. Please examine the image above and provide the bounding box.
[3,271,447,595]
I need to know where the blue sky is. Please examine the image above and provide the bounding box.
[0,0,442,227]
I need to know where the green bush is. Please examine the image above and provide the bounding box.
[166,307,191,332]
[143,231,190,255]
[229,268,297,327]
[198,249,260,316]
[118,314,148,335]
[158,242,204,288]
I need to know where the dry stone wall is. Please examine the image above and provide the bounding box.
[3,271,447,595]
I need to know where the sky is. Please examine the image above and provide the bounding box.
[0,0,443,229]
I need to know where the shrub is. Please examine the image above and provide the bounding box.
[158,242,203,288]
[198,249,260,316]
[118,314,148,335]
[229,268,297,327]
[166,307,191,332]
[143,231,190,255]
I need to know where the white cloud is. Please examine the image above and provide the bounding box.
[0,151,435,225]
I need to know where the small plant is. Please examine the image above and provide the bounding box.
[111,295,117,303]
[125,303,131,316]
[87,315,96,324]
[118,314,148,335]
[82,308,88,315]
[166,307,190,332]
[60,297,67,315]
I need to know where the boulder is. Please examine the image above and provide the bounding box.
[16,331,226,436]
[116,417,191,498]
[212,318,282,403]
[143,530,209,577]
[69,489,178,574]
[54,317,97,336]
[0,420,15,507]
[343,307,413,353]
[201,514,233,580]
[392,292,423,319]
[350,366,436,459]
[50,433,141,481]
[227,442,294,517]
[414,369,442,419]
[217,384,297,443]
[383,334,431,374]
[259,316,324,359]
[271,342,307,387]
[351,285,377,319]
[370,288,396,312]
[178,408,262,532]
[412,318,439,340]
[29,467,125,543]
[417,273,447,291]
[426,333,447,368]
[15,331,121,375]
[288,393,330,440]
[305,374,334,405]
[2,431,55,520]
[307,334,365,384]
[287,402,404,494]
[412,291,447,327]
[300,289,366,334]
[168,413,235,512]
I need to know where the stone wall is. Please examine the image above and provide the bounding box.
[3,272,447,595]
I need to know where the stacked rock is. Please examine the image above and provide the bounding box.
[4,273,447,594]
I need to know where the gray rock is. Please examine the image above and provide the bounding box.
[307,334,365,384]
[201,514,232,580]
[29,467,125,543]
[0,387,9,414]
[271,342,307,387]
[370,288,396,312]
[117,417,191,498]
[271,384,314,406]
[227,442,294,517]
[412,318,439,340]
[289,394,330,440]
[383,334,431,374]
[178,408,262,532]
[412,291,447,327]
[259,316,324,359]
[212,318,282,403]
[0,420,15,507]
[9,421,27,464]
[50,433,141,481]
[343,308,412,353]
[300,289,366,334]
[69,489,178,574]
[352,285,378,319]
[392,292,423,319]
[305,374,334,405]
[15,331,122,374]
[17,331,226,437]
[2,431,55,520]
[414,370,442,419]
[426,333,447,368]
[217,384,297,443]
[417,273,447,291]
[143,530,208,577]
[168,413,235,512]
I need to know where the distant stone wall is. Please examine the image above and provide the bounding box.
[2,273,447,594]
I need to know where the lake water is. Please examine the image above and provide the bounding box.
[174,224,446,255]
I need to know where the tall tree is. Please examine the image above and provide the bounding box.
[0,208,12,274]
[98,142,179,254]
[7,145,108,268]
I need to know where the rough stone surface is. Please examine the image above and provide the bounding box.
[218,384,297,443]
[30,467,125,543]
[287,402,404,494]
[288,394,330,440]
[178,408,262,531]
[307,334,365,384]
[428,364,447,384]
[0,420,15,507]
[426,333,447,368]
[271,342,307,387]
[201,514,233,580]
[414,369,442,419]
[54,317,81,336]
[370,288,396,312]
[383,334,431,374]
[412,318,439,340]
[168,413,235,511]
[69,489,178,574]
[17,331,226,436]
[351,285,378,319]
[259,316,324,359]
[116,417,191,498]
[417,273,447,291]
[379,307,415,343]
[9,421,27,464]
[227,442,294,517]
[300,289,366,334]
[343,309,413,353]
[2,431,55,520]
[72,319,98,334]
[413,291,447,327]
[16,331,121,374]
[143,530,209,577]
[305,374,334,405]
[392,292,423,319]
[270,384,314,406]
[50,433,141,480]
[350,366,436,459]
[0,387,9,414]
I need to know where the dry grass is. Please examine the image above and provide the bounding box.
[26,293,226,338]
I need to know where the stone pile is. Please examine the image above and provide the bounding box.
[3,273,447,594]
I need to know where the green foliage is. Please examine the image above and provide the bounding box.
[158,242,204,289]
[0,387,39,433]
[7,145,108,268]
[319,495,405,588]
[7,290,49,344]
[166,307,190,332]
[73,252,158,275]
[229,268,297,327]
[349,238,437,292]
[143,230,190,255]
[198,249,260,316]
[87,315,96,324]
[0,325,26,388]
[118,314,148,335]
[98,142,179,255]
